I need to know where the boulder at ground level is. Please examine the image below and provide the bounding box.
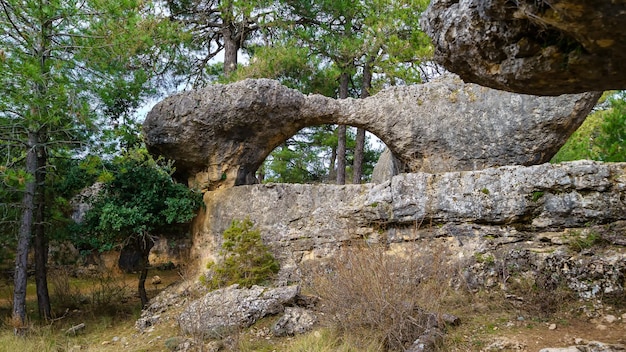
[178,284,299,337]
[272,307,317,337]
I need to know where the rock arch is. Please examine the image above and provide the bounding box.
[143,75,599,190]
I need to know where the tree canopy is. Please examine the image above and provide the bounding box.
[0,0,439,328]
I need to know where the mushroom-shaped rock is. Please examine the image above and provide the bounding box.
[143,76,599,190]
[420,0,626,95]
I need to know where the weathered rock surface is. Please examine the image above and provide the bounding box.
[271,307,317,337]
[192,161,626,297]
[177,284,299,337]
[371,148,408,183]
[539,341,626,352]
[420,0,626,95]
[144,77,598,190]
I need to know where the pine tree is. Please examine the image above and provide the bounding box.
[0,0,178,330]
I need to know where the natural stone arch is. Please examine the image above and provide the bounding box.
[143,75,599,190]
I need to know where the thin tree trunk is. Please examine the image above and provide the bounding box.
[336,125,346,185]
[353,128,365,184]
[13,131,38,333]
[353,59,372,184]
[138,265,149,308]
[138,236,155,308]
[222,24,239,76]
[32,16,52,321]
[328,143,337,181]
[336,71,350,185]
[34,140,51,321]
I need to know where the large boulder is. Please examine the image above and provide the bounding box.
[144,76,598,190]
[420,0,626,95]
[178,284,299,337]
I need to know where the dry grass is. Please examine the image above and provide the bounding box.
[0,268,183,352]
[303,243,461,351]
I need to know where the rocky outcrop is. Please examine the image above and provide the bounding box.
[144,77,598,190]
[420,0,626,95]
[192,161,626,298]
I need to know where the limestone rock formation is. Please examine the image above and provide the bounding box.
[143,77,599,190]
[371,148,408,183]
[193,161,626,298]
[178,284,300,337]
[420,0,626,95]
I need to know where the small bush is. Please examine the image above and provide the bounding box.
[505,269,574,318]
[203,218,279,290]
[88,271,132,315]
[50,268,84,311]
[304,244,458,351]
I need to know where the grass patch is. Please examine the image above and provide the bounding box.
[0,268,182,352]
[566,230,604,253]
[531,191,545,202]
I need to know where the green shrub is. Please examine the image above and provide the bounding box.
[552,92,626,163]
[203,218,279,290]
[567,231,603,253]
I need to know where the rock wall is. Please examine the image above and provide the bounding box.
[192,161,626,298]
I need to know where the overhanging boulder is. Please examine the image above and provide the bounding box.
[421,0,626,95]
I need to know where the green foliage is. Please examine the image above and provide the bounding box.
[166,0,273,85]
[566,231,604,253]
[202,218,279,290]
[79,149,203,253]
[596,95,626,161]
[553,92,626,162]
[531,191,545,202]
[262,126,382,184]
[229,43,341,96]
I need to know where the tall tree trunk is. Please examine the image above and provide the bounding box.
[222,24,239,76]
[336,71,350,185]
[34,139,51,321]
[32,17,52,321]
[13,131,38,333]
[353,128,365,184]
[353,60,372,184]
[336,125,347,185]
